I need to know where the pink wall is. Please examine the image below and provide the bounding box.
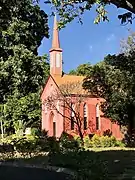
[63,97,123,139]
[41,76,123,139]
[41,76,64,138]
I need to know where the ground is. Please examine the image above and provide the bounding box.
[1,148,135,179]
[0,165,71,180]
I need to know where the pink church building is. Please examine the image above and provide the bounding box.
[41,16,123,140]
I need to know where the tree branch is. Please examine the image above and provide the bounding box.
[110,0,135,14]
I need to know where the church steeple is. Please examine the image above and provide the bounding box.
[50,15,62,76]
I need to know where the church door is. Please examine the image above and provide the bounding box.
[53,122,56,137]
[49,112,56,137]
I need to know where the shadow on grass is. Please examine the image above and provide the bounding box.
[2,149,135,180]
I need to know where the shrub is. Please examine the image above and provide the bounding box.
[31,128,40,136]
[83,134,123,148]
[47,137,60,153]
[100,136,117,148]
[116,140,126,147]
[91,134,101,148]
[110,136,117,147]
[59,132,80,152]
[84,135,92,148]
[73,135,83,147]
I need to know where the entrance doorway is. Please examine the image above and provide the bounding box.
[53,122,56,137]
[49,112,56,137]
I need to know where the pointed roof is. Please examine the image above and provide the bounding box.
[50,14,62,51]
[52,74,89,95]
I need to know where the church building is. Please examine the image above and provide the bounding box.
[41,15,123,139]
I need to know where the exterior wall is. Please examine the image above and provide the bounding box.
[41,76,64,138]
[41,77,123,139]
[64,97,123,139]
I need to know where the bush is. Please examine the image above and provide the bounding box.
[91,134,101,148]
[84,135,92,148]
[59,132,80,152]
[73,135,83,147]
[47,137,60,153]
[31,128,40,136]
[83,134,125,148]
[116,140,126,147]
[100,136,117,148]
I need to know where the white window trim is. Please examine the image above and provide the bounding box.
[96,104,101,130]
[71,103,75,117]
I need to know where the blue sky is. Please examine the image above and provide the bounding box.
[38,2,135,73]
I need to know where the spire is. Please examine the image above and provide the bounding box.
[52,14,60,49]
[49,14,62,77]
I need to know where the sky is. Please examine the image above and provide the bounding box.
[38,2,135,73]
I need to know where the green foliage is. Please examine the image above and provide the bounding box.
[91,134,101,148]
[116,140,126,148]
[83,50,135,127]
[73,135,82,147]
[0,0,50,131]
[3,92,43,129]
[46,0,135,28]
[83,134,125,148]
[0,0,49,52]
[83,135,92,148]
[69,63,92,76]
[59,132,80,152]
[31,128,40,136]
[0,134,59,154]
[13,120,25,136]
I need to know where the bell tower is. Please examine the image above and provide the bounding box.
[50,15,62,76]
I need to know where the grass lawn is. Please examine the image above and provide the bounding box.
[1,148,135,179]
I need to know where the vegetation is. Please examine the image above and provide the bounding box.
[0,0,50,133]
[0,132,132,180]
[69,63,92,76]
[46,0,135,28]
[83,34,135,134]
[0,131,125,179]
[84,134,125,148]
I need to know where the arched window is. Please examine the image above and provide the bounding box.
[96,104,100,130]
[71,103,75,130]
[84,103,87,130]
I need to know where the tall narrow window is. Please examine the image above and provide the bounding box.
[84,103,87,130]
[56,53,60,67]
[71,103,75,130]
[96,104,100,130]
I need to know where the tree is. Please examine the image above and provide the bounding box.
[121,30,135,54]
[0,0,50,133]
[83,51,135,135]
[0,0,49,53]
[82,32,135,136]
[69,63,92,76]
[46,0,135,28]
[43,81,88,141]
